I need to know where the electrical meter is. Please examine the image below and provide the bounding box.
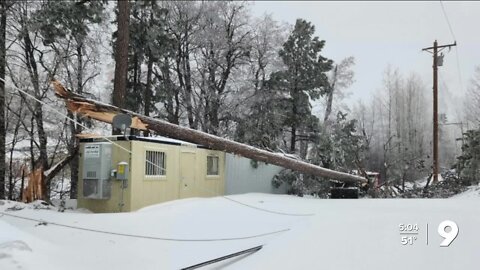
[116,161,129,180]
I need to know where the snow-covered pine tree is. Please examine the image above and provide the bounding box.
[456,129,480,186]
[272,19,333,153]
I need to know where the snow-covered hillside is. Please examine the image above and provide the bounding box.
[1,194,479,270]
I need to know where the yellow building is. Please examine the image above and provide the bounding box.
[78,136,225,213]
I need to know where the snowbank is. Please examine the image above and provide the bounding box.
[0,194,479,270]
[451,184,480,199]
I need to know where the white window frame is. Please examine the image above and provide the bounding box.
[144,149,167,180]
[206,155,220,176]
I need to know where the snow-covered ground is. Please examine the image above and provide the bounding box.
[404,179,428,189]
[403,174,445,190]
[451,184,480,199]
[1,192,479,270]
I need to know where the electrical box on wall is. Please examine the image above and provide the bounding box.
[116,162,129,180]
[82,142,113,199]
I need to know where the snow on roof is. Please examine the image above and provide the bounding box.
[351,170,380,176]
[140,135,197,146]
[79,134,199,147]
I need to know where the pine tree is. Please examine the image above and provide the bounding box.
[270,19,333,153]
[456,130,480,185]
[312,112,365,171]
[234,79,286,150]
[118,1,176,127]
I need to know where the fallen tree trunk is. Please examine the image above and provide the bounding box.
[44,146,79,184]
[51,80,366,184]
[22,167,44,203]
[22,148,78,203]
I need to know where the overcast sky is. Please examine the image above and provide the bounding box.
[251,1,480,118]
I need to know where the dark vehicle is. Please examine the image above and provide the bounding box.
[329,171,380,199]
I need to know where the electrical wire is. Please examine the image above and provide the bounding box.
[176,179,315,216]
[220,196,315,216]
[4,78,316,217]
[0,211,290,242]
[2,78,166,173]
[453,47,465,93]
[439,1,456,41]
[439,1,465,94]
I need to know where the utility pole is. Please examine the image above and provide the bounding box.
[422,40,456,183]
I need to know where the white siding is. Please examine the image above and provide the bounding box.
[225,154,288,195]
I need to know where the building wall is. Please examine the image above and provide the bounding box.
[192,148,226,197]
[129,142,226,211]
[225,154,287,195]
[78,138,226,213]
[78,141,132,213]
[130,141,181,211]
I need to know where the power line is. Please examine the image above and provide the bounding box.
[3,79,132,155]
[0,211,290,242]
[160,176,315,216]
[454,47,465,93]
[3,78,167,173]
[216,195,314,217]
[439,1,456,41]
[439,1,465,94]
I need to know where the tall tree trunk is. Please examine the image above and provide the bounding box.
[69,43,83,198]
[290,125,296,153]
[162,56,179,125]
[19,168,25,201]
[208,96,219,135]
[7,146,14,200]
[8,119,20,200]
[112,0,130,134]
[299,134,308,159]
[290,95,297,152]
[174,84,180,125]
[206,47,217,134]
[324,91,334,124]
[203,96,209,133]
[0,0,7,199]
[144,54,153,136]
[184,47,196,129]
[324,66,338,127]
[132,52,138,108]
[68,111,80,198]
[28,116,35,170]
[290,82,300,153]
[23,27,48,173]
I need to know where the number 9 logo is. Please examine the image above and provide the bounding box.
[438,220,459,247]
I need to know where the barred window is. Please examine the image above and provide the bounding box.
[207,156,219,175]
[145,150,166,176]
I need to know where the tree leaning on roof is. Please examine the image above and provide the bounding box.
[51,79,367,185]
